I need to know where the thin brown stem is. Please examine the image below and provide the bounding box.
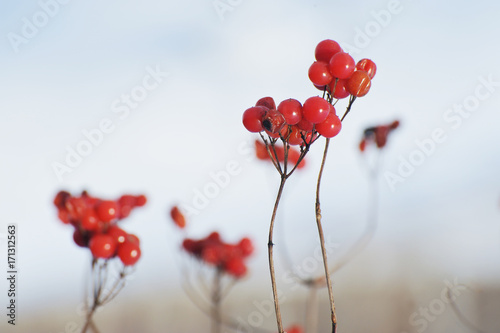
[81,303,98,333]
[268,176,287,333]
[211,269,223,333]
[315,138,337,333]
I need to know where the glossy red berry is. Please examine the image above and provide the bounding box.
[356,58,377,79]
[328,78,350,99]
[308,61,333,86]
[346,70,371,97]
[117,240,141,266]
[329,52,355,79]
[262,109,286,134]
[255,97,276,110]
[81,209,99,231]
[277,99,302,125]
[302,96,331,124]
[243,106,268,133]
[89,234,117,259]
[96,200,118,223]
[315,39,342,63]
[108,225,128,244]
[315,112,342,138]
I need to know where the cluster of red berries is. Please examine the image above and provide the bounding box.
[243,95,341,141]
[359,120,400,151]
[182,232,253,278]
[309,39,376,98]
[54,190,146,266]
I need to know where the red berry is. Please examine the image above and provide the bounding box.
[127,234,140,245]
[183,239,196,254]
[356,58,377,79]
[170,206,186,228]
[207,232,221,243]
[262,109,286,134]
[242,106,268,133]
[107,225,128,244]
[73,229,89,248]
[302,96,331,124]
[281,125,303,146]
[202,245,221,265]
[96,200,118,223]
[308,61,333,86]
[284,325,303,333]
[54,191,70,210]
[315,112,342,138]
[81,209,99,231]
[359,139,367,152]
[346,70,371,97]
[58,210,70,224]
[225,257,247,278]
[296,117,314,132]
[238,238,254,256]
[277,99,302,125]
[255,97,276,110]
[315,39,342,63]
[329,52,355,79]
[135,195,147,207]
[328,78,350,99]
[389,120,400,130]
[89,234,117,259]
[118,241,141,266]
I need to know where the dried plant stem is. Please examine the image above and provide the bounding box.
[268,175,287,333]
[211,269,223,333]
[315,138,337,333]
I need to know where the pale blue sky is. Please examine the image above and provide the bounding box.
[1,0,500,329]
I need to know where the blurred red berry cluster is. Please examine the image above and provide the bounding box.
[182,232,253,278]
[254,140,306,169]
[54,190,146,266]
[359,120,400,151]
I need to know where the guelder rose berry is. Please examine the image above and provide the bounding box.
[277,98,303,125]
[302,96,331,124]
[242,106,268,133]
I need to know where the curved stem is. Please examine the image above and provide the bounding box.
[268,176,287,333]
[315,138,337,333]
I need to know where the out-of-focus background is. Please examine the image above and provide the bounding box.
[1,0,500,332]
